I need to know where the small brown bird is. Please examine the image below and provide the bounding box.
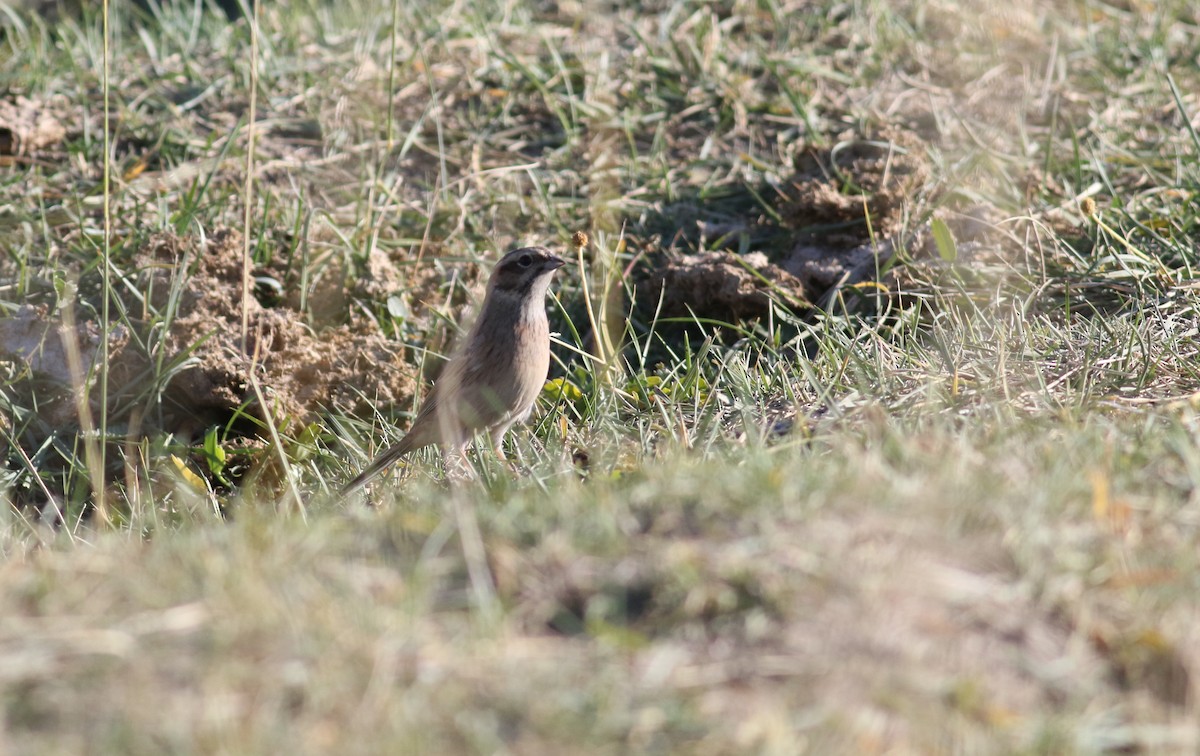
[342,246,566,494]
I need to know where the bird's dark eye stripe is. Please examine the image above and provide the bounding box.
[503,256,529,269]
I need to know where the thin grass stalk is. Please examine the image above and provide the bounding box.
[246,372,306,520]
[95,0,113,524]
[236,1,302,516]
[240,0,260,355]
[60,287,106,527]
[386,0,399,152]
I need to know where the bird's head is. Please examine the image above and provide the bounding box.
[487,246,566,299]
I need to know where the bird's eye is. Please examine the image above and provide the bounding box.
[518,253,533,268]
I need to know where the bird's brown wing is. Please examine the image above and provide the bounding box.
[448,340,521,432]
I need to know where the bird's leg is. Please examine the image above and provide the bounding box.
[489,429,518,470]
[442,441,473,483]
[490,426,522,472]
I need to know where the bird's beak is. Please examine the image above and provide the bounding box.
[546,255,566,270]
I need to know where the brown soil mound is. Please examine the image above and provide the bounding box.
[639,251,810,323]
[780,128,932,244]
[0,95,68,156]
[634,128,945,320]
[0,230,422,447]
[135,229,420,435]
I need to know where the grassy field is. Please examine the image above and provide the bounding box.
[2,0,1200,752]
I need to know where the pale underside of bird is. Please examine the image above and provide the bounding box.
[342,246,565,494]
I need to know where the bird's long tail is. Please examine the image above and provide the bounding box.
[340,434,421,496]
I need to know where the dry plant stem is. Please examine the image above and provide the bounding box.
[449,484,497,618]
[1,492,48,548]
[235,4,304,517]
[246,371,306,520]
[1092,214,1170,278]
[600,235,626,375]
[240,0,260,355]
[97,0,111,522]
[5,431,69,542]
[581,69,625,381]
[385,0,399,152]
[123,410,146,525]
[59,297,109,526]
[575,242,612,383]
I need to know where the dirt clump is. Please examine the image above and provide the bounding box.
[133,229,420,437]
[767,128,1015,308]
[780,128,931,243]
[781,238,897,303]
[0,305,134,430]
[639,127,938,324]
[0,229,423,456]
[0,95,69,156]
[639,250,810,323]
[635,126,936,322]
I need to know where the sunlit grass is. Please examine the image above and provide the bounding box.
[1,0,1200,752]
